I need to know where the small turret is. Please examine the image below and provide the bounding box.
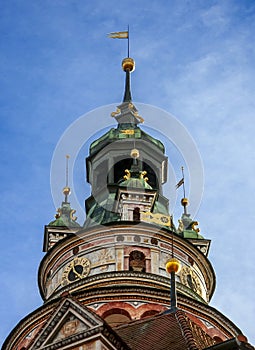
[177,197,203,239]
[49,155,80,229]
[43,156,80,252]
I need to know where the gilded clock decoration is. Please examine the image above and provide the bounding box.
[61,257,91,286]
[180,266,202,296]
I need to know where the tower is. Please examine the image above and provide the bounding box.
[2,54,254,350]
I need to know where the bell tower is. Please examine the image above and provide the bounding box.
[2,54,253,350]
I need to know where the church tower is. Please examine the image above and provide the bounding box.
[2,52,254,350]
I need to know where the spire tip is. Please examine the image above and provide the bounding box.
[63,155,71,202]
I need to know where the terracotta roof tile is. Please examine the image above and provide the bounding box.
[114,310,215,350]
[115,311,189,350]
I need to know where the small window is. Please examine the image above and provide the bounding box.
[133,207,140,221]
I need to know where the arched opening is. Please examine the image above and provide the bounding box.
[129,250,146,272]
[140,310,159,319]
[111,158,159,189]
[213,336,224,344]
[102,308,131,327]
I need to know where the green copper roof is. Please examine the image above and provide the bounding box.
[84,194,120,228]
[153,201,169,215]
[49,202,81,228]
[177,213,204,239]
[182,229,204,239]
[89,125,165,157]
[119,177,152,190]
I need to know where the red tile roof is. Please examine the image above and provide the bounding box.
[114,309,215,350]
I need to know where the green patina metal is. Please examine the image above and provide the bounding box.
[177,213,204,239]
[89,124,165,157]
[49,202,81,228]
[119,177,152,189]
[84,194,120,228]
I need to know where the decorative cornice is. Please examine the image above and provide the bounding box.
[34,324,130,350]
[45,270,205,304]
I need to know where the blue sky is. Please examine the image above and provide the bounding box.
[1,0,255,346]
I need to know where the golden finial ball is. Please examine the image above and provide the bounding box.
[122,57,135,72]
[63,186,71,196]
[181,198,189,207]
[165,258,181,274]
[130,148,139,158]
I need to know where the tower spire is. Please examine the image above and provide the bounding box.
[122,57,135,102]
[108,29,144,125]
[63,154,71,203]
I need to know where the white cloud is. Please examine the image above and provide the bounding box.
[201,4,230,32]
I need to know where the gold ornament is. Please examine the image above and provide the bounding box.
[165,258,181,274]
[122,57,135,72]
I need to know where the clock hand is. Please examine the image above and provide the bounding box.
[72,265,83,279]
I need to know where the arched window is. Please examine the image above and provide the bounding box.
[129,250,146,272]
[112,158,158,189]
[213,336,223,344]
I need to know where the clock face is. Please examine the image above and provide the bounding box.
[61,257,91,286]
[180,266,202,296]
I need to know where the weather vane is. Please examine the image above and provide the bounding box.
[176,166,186,198]
[107,25,130,57]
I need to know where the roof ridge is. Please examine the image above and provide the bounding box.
[175,310,200,350]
